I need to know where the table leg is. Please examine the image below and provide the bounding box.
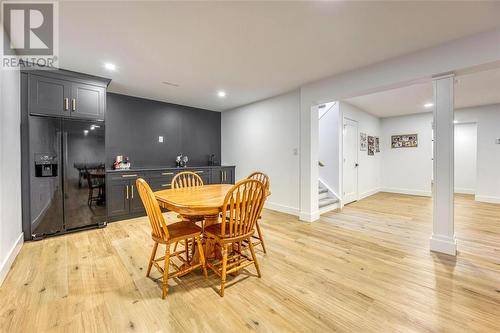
[189,214,220,265]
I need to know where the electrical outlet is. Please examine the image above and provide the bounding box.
[158,136,164,143]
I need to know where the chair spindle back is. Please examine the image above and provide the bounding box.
[171,171,204,189]
[136,178,170,240]
[220,179,266,239]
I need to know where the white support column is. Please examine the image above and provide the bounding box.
[299,101,319,222]
[430,74,457,256]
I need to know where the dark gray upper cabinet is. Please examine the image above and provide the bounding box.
[71,82,105,119]
[26,69,110,120]
[29,75,71,117]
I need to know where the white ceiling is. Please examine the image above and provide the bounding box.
[344,67,500,118]
[58,1,500,111]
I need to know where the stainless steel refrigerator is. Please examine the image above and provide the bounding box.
[29,116,106,239]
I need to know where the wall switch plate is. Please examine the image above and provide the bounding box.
[158,136,164,143]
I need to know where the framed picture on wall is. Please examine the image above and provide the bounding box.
[360,133,367,151]
[368,136,375,156]
[391,134,418,148]
[375,137,380,152]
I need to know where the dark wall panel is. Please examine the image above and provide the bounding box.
[106,93,221,167]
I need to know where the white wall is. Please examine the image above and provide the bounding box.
[454,123,477,194]
[299,28,500,220]
[0,67,23,286]
[318,102,341,197]
[380,113,433,196]
[455,104,500,203]
[340,102,381,199]
[377,105,500,202]
[222,90,301,215]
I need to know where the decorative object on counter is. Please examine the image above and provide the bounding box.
[175,154,189,167]
[175,154,183,167]
[113,155,131,169]
[360,133,367,151]
[208,154,216,166]
[391,134,418,148]
[367,136,375,156]
[375,137,380,152]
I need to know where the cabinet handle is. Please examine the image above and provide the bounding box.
[126,185,129,199]
[161,172,174,175]
[131,185,134,199]
[194,171,203,174]
[220,170,223,182]
[72,98,76,111]
[121,174,138,178]
[64,98,69,111]
[161,184,171,187]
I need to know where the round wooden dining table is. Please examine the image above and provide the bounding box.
[154,184,234,262]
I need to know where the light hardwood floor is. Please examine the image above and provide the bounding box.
[1,193,499,332]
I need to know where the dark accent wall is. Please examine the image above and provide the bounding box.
[106,93,221,168]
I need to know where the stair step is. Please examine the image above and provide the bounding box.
[319,197,338,208]
[318,187,328,194]
[319,191,330,200]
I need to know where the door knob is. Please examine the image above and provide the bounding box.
[355,163,359,167]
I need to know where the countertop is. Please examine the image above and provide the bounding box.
[106,165,235,173]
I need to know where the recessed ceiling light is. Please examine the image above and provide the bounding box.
[217,91,226,98]
[104,63,116,71]
[424,103,434,108]
[453,120,458,124]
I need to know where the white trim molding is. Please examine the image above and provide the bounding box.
[430,234,457,256]
[264,201,300,216]
[454,188,475,195]
[475,195,500,204]
[0,233,23,286]
[359,188,381,200]
[381,188,432,197]
[299,210,320,222]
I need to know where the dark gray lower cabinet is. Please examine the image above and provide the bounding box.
[107,178,130,217]
[106,166,235,222]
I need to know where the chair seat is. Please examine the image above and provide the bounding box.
[167,222,202,242]
[205,222,253,240]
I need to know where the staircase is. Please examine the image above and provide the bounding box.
[318,182,339,214]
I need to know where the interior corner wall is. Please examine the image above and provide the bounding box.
[318,102,341,197]
[221,90,301,215]
[0,67,23,286]
[339,102,381,199]
[455,104,500,203]
[380,113,434,196]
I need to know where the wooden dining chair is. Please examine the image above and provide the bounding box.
[204,179,267,297]
[171,171,204,189]
[247,172,270,254]
[171,171,205,252]
[135,178,207,299]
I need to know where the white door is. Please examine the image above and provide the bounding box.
[343,118,359,204]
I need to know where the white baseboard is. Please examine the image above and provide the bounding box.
[319,202,339,215]
[381,187,432,197]
[430,234,457,256]
[264,201,300,216]
[475,195,500,204]
[0,233,24,287]
[358,188,381,200]
[299,210,320,222]
[455,188,475,195]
